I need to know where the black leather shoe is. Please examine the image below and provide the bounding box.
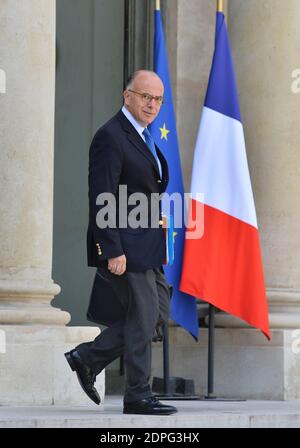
[123,396,177,415]
[64,349,100,405]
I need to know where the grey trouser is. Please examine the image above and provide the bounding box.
[75,266,170,403]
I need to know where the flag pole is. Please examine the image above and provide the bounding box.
[208,0,217,390]
[206,304,216,398]
[217,0,223,13]
[204,0,225,403]
[203,0,245,402]
[153,287,201,400]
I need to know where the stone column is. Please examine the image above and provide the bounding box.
[0,0,101,405]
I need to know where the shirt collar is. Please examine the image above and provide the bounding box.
[121,106,145,138]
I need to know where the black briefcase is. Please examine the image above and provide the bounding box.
[87,266,172,342]
[87,267,128,327]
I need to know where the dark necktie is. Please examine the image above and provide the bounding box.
[142,128,162,178]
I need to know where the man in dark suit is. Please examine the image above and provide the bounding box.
[65,70,177,415]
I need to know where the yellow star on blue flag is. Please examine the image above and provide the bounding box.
[149,7,199,341]
[160,123,170,141]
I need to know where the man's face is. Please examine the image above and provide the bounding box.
[123,73,164,127]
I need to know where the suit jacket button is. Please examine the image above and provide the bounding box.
[157,179,162,183]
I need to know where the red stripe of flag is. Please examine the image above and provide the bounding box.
[180,200,270,339]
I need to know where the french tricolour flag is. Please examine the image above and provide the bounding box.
[179,11,270,339]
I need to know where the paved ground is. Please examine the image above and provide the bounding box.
[0,396,300,428]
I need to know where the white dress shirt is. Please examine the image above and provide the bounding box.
[121,106,146,142]
[121,106,162,178]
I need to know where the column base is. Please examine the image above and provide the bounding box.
[151,327,300,400]
[213,288,300,329]
[0,325,104,406]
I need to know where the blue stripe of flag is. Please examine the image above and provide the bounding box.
[204,12,241,123]
[149,10,199,341]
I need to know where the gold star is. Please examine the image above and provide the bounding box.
[160,123,170,141]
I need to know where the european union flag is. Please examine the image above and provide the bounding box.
[149,9,198,341]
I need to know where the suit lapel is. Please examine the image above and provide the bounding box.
[116,110,161,177]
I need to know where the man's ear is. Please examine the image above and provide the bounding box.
[123,90,129,105]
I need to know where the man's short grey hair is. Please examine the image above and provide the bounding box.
[125,70,160,90]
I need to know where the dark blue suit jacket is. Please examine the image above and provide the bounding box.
[86,109,169,272]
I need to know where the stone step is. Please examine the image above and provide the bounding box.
[1,396,300,428]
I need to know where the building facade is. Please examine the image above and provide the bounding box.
[0,0,300,404]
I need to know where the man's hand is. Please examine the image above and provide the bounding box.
[107,255,127,276]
